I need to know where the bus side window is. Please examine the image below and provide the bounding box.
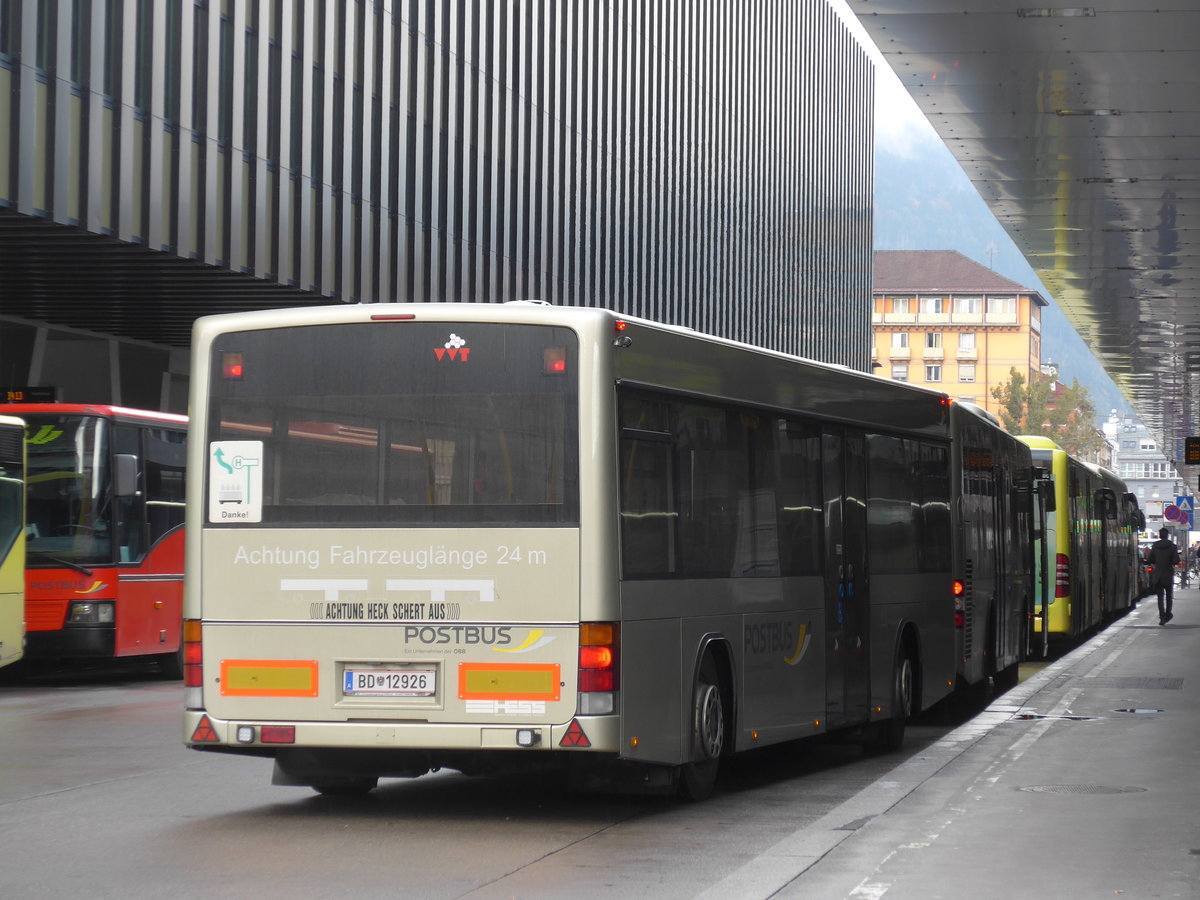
[775,419,822,576]
[145,428,187,544]
[112,425,144,562]
[619,434,675,578]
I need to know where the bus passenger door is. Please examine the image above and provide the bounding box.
[822,427,870,729]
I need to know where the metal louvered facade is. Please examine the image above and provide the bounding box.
[0,0,873,380]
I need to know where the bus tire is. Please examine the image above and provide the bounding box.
[678,655,725,802]
[869,642,914,754]
[992,660,1020,693]
[312,776,378,797]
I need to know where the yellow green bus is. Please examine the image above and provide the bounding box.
[0,415,26,669]
[1018,435,1140,643]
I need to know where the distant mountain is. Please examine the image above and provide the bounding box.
[874,135,1135,420]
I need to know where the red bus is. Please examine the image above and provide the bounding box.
[2,403,187,676]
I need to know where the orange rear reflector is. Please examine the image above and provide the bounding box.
[219,660,319,697]
[458,663,560,701]
[190,715,220,743]
[560,719,591,748]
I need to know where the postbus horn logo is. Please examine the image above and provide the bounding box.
[434,333,470,362]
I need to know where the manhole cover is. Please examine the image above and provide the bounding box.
[1016,784,1147,795]
[1112,708,1164,714]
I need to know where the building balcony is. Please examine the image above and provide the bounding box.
[916,312,951,325]
[922,347,945,359]
[888,346,911,360]
[986,312,1018,325]
[951,312,984,325]
[957,347,978,359]
[881,312,917,325]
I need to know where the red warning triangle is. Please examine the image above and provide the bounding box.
[559,718,591,748]
[190,715,219,743]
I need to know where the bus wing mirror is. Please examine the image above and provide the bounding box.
[1038,480,1056,513]
[114,454,140,497]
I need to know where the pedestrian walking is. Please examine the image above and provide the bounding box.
[1149,527,1181,625]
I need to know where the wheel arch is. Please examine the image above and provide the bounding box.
[691,633,736,757]
[892,619,923,714]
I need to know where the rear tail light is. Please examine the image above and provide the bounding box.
[578,623,618,714]
[183,619,204,708]
[1055,553,1070,598]
[952,580,965,628]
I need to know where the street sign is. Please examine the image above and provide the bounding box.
[1164,504,1181,522]
[1176,496,1194,529]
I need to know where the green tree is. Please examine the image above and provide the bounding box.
[990,368,1105,458]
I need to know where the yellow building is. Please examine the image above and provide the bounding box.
[872,251,1045,418]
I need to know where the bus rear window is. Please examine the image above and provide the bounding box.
[208,322,579,526]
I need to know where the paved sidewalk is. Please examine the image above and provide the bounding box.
[700,590,1200,899]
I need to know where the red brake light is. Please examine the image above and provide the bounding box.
[579,646,612,668]
[544,348,567,375]
[221,352,244,379]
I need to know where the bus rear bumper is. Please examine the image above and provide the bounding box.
[24,625,115,659]
[184,709,621,757]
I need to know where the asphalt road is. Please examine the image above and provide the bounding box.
[0,660,987,900]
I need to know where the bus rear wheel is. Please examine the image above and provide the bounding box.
[679,655,726,802]
[868,644,913,754]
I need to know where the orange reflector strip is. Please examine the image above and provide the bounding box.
[190,715,220,743]
[560,719,591,748]
[219,660,319,697]
[458,663,561,701]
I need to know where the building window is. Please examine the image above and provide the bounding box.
[925,364,942,382]
[955,297,981,314]
[925,332,942,349]
[959,364,976,383]
[1139,440,1156,451]
[891,332,909,348]
[920,297,945,314]
[959,332,976,351]
[891,365,908,382]
[987,296,1016,315]
[892,297,910,314]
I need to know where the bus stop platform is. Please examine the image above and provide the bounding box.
[700,589,1200,899]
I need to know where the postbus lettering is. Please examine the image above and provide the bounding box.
[401,625,512,646]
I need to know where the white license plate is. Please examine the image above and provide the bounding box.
[343,668,437,696]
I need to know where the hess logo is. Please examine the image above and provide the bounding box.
[434,333,470,362]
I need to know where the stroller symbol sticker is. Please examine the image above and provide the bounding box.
[208,441,263,522]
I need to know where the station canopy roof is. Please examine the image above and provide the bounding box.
[850,1,1200,465]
